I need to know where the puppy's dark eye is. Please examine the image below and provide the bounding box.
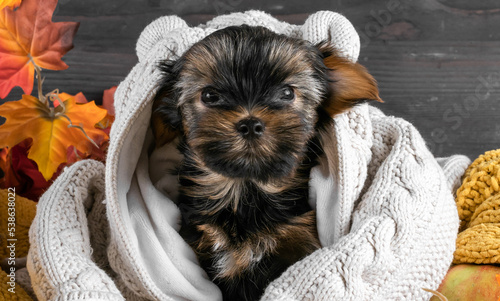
[280,86,295,101]
[201,88,221,105]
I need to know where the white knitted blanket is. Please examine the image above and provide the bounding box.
[27,10,471,301]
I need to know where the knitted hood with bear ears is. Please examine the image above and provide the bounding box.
[28,10,471,301]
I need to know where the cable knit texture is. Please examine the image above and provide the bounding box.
[453,149,500,264]
[27,11,471,301]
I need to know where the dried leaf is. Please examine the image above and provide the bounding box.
[0,0,79,98]
[56,91,114,135]
[54,92,88,106]
[0,139,50,200]
[0,146,21,188]
[99,86,116,135]
[0,94,108,179]
[102,86,117,116]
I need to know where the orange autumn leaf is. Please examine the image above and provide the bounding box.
[0,0,79,98]
[54,91,89,106]
[0,0,22,10]
[0,95,108,179]
[56,91,114,132]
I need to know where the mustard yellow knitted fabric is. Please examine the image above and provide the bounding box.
[454,149,500,264]
[0,269,33,301]
[0,189,37,259]
[0,190,36,300]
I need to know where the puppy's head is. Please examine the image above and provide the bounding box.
[153,25,380,182]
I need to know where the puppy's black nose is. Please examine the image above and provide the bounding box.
[236,118,265,139]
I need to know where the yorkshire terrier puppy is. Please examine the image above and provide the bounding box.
[152,25,381,301]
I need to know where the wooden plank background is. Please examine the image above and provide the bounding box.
[2,0,500,159]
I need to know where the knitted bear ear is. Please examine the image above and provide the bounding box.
[302,11,360,63]
[136,16,189,63]
[205,10,296,36]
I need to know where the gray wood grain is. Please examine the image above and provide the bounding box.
[2,0,499,159]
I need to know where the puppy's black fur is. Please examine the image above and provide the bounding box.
[152,25,380,301]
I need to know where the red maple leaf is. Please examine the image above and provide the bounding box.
[0,0,79,98]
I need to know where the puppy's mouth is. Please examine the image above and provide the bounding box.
[200,145,302,182]
[190,130,307,182]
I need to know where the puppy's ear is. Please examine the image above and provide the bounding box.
[152,60,182,147]
[318,43,382,117]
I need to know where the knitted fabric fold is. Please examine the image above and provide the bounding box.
[27,10,471,301]
[28,160,123,300]
[263,107,469,300]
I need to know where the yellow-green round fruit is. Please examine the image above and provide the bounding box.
[431,264,500,301]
